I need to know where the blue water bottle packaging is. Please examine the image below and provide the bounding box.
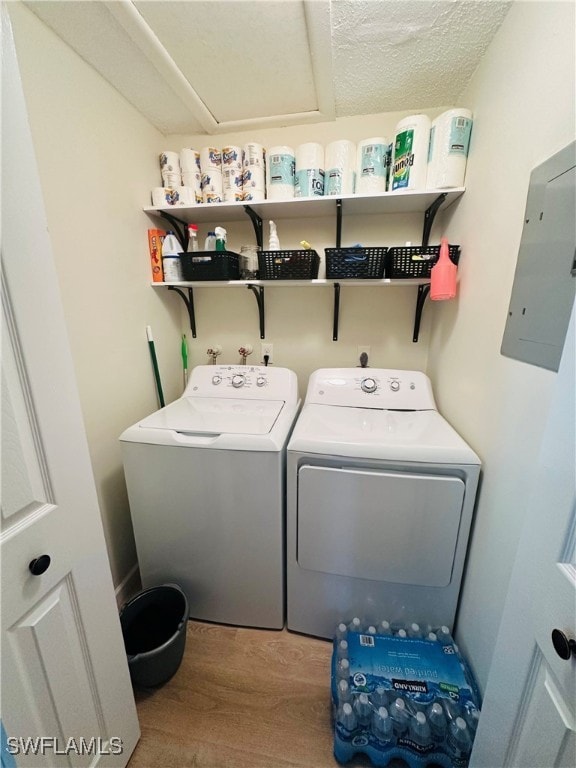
[331,620,481,768]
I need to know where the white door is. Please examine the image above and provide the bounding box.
[470,301,576,767]
[1,9,139,767]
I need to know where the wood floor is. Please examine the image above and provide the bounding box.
[127,620,363,768]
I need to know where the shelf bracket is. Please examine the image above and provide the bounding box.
[413,284,430,342]
[243,205,263,249]
[336,199,343,248]
[158,210,189,249]
[421,193,448,247]
[246,285,265,338]
[333,282,341,341]
[168,286,196,338]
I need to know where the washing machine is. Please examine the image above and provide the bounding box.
[120,364,299,629]
[286,368,480,639]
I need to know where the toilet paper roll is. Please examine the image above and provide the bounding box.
[295,142,324,197]
[161,170,181,187]
[242,166,265,201]
[201,168,223,203]
[223,167,244,202]
[325,140,356,196]
[222,145,243,171]
[180,148,200,173]
[159,151,180,173]
[356,137,389,194]
[151,187,182,206]
[426,108,473,189]
[243,142,265,169]
[391,115,431,191]
[200,146,222,173]
[266,145,295,200]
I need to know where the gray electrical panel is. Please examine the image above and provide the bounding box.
[501,141,575,371]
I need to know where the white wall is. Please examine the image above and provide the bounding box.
[8,3,183,590]
[427,1,575,691]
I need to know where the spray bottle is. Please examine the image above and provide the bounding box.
[268,220,280,250]
[430,237,457,300]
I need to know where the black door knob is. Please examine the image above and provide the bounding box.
[29,555,51,576]
[551,628,576,660]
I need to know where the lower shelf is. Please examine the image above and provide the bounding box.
[152,279,433,342]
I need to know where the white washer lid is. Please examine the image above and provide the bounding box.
[138,396,285,435]
[288,404,480,465]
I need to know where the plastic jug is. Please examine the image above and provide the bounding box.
[430,237,457,300]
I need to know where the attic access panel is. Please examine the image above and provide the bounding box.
[501,141,576,371]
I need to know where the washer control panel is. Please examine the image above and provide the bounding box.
[306,368,436,410]
[185,365,298,403]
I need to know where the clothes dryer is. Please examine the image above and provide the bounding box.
[286,368,480,639]
[121,365,299,629]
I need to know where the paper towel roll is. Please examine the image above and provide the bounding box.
[180,148,200,172]
[426,108,473,189]
[325,140,356,196]
[151,187,189,206]
[295,142,324,197]
[391,115,431,191]
[200,147,222,173]
[266,145,295,200]
[356,137,389,194]
[223,167,244,202]
[201,168,223,203]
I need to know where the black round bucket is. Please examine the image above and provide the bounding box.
[119,584,188,688]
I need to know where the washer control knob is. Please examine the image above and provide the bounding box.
[231,374,246,388]
[390,380,400,392]
[256,376,267,387]
[361,378,377,393]
[212,375,222,385]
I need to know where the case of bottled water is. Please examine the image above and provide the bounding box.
[331,619,481,768]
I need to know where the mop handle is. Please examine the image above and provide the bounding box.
[146,326,165,408]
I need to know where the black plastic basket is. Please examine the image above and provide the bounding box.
[259,249,320,280]
[387,245,460,279]
[325,247,388,279]
[180,251,240,281]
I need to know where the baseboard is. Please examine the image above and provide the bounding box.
[115,563,141,608]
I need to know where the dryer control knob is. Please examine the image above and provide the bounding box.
[361,378,377,393]
[390,380,400,392]
[212,375,222,385]
[231,374,246,388]
[256,376,267,387]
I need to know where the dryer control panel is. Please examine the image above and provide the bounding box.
[304,368,437,411]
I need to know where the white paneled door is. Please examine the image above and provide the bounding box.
[471,301,576,767]
[1,8,139,767]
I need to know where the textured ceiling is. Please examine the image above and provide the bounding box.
[24,0,511,136]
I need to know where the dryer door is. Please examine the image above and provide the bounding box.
[297,466,465,587]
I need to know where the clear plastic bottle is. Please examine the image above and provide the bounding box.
[348,617,362,633]
[186,224,199,252]
[337,658,350,681]
[336,639,349,659]
[372,706,393,742]
[353,693,372,727]
[337,702,358,734]
[409,711,433,749]
[390,697,410,737]
[446,716,473,762]
[379,620,392,636]
[204,231,216,250]
[335,622,348,642]
[337,679,352,705]
[239,245,260,279]
[407,622,422,638]
[371,686,389,709]
[161,230,183,282]
[428,701,447,743]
